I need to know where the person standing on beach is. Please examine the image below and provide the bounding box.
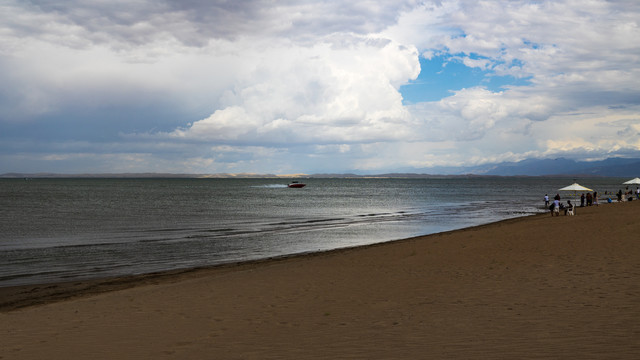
[552,198,560,216]
[593,191,599,206]
[586,192,592,206]
[581,193,585,207]
[636,187,639,199]
[544,194,550,207]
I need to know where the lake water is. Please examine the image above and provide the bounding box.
[0,177,629,287]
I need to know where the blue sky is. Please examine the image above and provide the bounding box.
[1,0,639,174]
[400,54,532,104]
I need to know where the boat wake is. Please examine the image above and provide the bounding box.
[251,184,288,188]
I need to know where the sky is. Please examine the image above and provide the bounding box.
[1,0,639,175]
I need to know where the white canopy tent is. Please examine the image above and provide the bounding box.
[558,183,593,192]
[623,178,640,201]
[622,177,640,185]
[558,182,593,206]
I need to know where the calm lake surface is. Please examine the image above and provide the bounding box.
[0,177,629,287]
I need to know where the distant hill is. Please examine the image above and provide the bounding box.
[2,157,639,178]
[0,173,280,179]
[373,157,640,177]
[478,158,640,177]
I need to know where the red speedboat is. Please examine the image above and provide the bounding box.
[288,181,306,188]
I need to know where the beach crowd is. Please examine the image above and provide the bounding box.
[545,186,639,217]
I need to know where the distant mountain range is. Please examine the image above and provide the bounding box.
[319,157,640,177]
[2,157,639,178]
[457,157,640,177]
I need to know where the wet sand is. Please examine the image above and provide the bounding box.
[2,200,640,359]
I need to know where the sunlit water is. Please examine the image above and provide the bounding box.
[0,177,629,287]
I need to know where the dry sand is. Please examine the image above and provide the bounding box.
[2,200,640,359]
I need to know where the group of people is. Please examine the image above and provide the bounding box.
[579,192,598,207]
[544,186,640,217]
[601,187,639,202]
[545,193,574,216]
[614,187,640,202]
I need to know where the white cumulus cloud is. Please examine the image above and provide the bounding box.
[1,0,639,174]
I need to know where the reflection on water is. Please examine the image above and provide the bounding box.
[0,177,628,286]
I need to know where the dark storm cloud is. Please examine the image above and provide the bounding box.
[20,0,416,47]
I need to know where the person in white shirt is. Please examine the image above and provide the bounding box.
[551,198,560,216]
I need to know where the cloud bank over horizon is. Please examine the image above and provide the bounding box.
[1,0,639,174]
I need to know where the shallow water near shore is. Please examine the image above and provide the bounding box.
[0,176,630,287]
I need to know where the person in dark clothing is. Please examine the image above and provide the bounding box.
[564,200,575,215]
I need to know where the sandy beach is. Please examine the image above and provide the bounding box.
[2,200,639,359]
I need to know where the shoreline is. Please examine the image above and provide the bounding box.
[0,210,554,312]
[2,200,639,359]
[0,213,530,312]
[2,176,631,291]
